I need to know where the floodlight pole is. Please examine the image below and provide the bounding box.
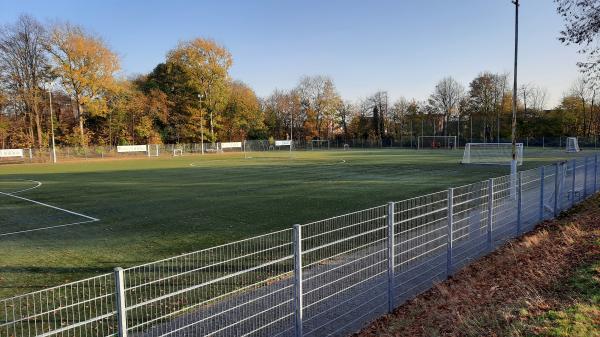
[198,94,204,155]
[48,88,57,164]
[510,0,519,186]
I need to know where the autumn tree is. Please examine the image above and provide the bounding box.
[262,89,302,140]
[0,15,50,148]
[105,81,168,146]
[296,75,341,140]
[466,72,508,142]
[47,23,120,145]
[556,0,600,79]
[337,101,354,141]
[165,38,232,143]
[222,81,264,140]
[427,77,464,137]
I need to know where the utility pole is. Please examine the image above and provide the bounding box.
[48,88,57,164]
[511,0,519,180]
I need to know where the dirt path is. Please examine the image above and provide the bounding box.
[355,195,600,337]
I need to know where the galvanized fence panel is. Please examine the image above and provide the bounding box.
[520,168,542,232]
[450,181,489,272]
[0,273,117,337]
[392,191,448,307]
[300,205,388,337]
[122,229,294,337]
[491,175,519,247]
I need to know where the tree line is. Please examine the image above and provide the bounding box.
[0,12,599,149]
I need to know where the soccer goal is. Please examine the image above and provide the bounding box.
[173,148,184,156]
[311,140,330,150]
[566,137,580,153]
[147,144,160,157]
[462,143,523,165]
[417,136,457,150]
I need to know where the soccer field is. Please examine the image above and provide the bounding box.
[0,148,587,299]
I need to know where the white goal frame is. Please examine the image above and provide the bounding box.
[462,143,523,166]
[417,136,457,150]
[310,140,330,150]
[173,148,184,156]
[566,137,580,153]
[147,144,160,157]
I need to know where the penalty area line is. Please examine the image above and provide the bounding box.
[0,188,100,237]
[0,191,99,221]
[0,219,98,237]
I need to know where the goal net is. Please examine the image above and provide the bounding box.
[462,143,523,165]
[173,148,184,156]
[147,144,160,157]
[566,137,580,153]
[418,136,457,150]
[310,140,330,150]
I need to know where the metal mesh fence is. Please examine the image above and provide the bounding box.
[122,229,294,337]
[393,191,448,306]
[0,273,117,337]
[451,181,489,272]
[2,154,600,337]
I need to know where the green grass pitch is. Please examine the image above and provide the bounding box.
[0,148,588,298]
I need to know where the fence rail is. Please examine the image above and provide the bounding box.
[1,154,599,337]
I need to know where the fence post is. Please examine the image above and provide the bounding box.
[554,163,560,217]
[584,157,589,198]
[387,202,395,313]
[487,178,493,250]
[595,154,598,193]
[293,224,303,337]
[517,172,522,235]
[572,159,577,206]
[114,267,128,337]
[446,188,454,276]
[539,166,544,221]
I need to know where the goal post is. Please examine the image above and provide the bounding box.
[417,136,457,150]
[173,148,184,156]
[147,144,160,157]
[462,143,523,165]
[310,140,330,150]
[566,137,580,153]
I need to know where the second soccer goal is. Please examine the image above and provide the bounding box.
[462,143,523,165]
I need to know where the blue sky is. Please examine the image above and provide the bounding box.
[0,0,581,107]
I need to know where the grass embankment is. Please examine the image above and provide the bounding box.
[356,195,600,337]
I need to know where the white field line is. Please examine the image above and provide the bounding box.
[0,179,100,237]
